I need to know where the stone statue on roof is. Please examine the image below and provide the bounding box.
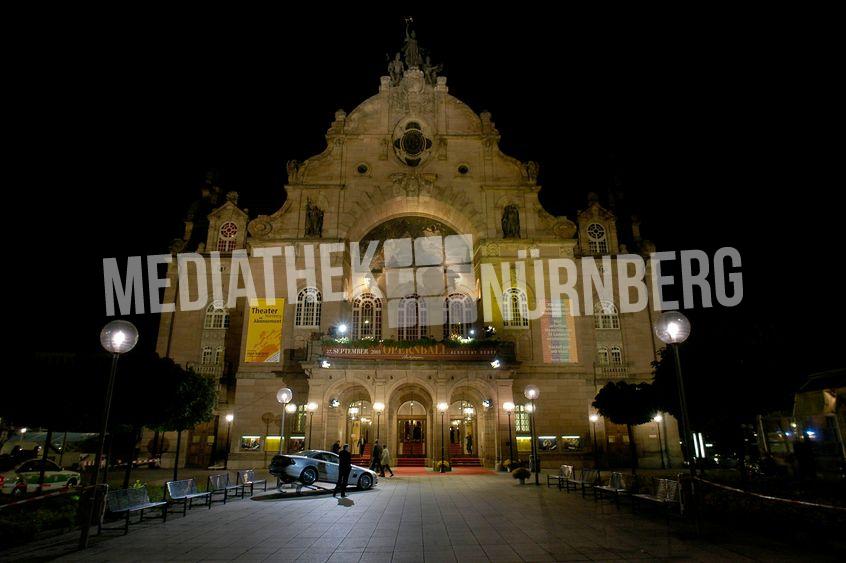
[403,18,422,68]
[388,53,405,86]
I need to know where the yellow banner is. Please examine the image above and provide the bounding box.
[244,298,285,363]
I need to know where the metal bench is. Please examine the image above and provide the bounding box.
[99,486,167,534]
[631,478,682,522]
[165,478,211,515]
[207,473,244,506]
[546,464,574,489]
[565,468,600,497]
[594,471,632,508]
[237,469,267,497]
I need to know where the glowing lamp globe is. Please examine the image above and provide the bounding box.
[589,414,599,423]
[225,414,234,423]
[285,403,297,414]
[437,402,448,412]
[523,384,540,400]
[373,402,385,414]
[654,311,691,344]
[503,401,515,413]
[100,320,139,354]
[306,402,318,412]
[276,387,293,405]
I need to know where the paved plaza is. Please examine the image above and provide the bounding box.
[4,470,836,562]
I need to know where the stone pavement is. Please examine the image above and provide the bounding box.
[3,471,837,562]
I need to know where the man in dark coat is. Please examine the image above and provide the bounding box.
[331,440,341,454]
[370,440,382,474]
[334,444,352,498]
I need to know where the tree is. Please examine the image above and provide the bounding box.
[152,362,217,481]
[592,381,657,474]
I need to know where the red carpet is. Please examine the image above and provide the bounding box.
[390,466,494,476]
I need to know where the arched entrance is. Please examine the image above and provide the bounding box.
[397,400,426,457]
[448,400,477,456]
[386,382,434,466]
[346,400,373,454]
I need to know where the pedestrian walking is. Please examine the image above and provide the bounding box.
[380,445,394,477]
[358,437,365,456]
[333,444,352,498]
[370,440,382,474]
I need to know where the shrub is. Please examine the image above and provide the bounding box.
[511,467,531,483]
[433,460,452,472]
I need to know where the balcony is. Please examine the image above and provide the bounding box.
[598,363,629,378]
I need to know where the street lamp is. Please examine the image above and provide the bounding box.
[523,385,540,485]
[653,414,666,469]
[276,387,293,454]
[95,320,139,484]
[437,402,448,473]
[306,402,318,449]
[654,310,694,476]
[503,402,515,468]
[373,402,385,441]
[224,414,234,469]
[589,413,599,467]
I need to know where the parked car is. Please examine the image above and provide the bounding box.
[269,450,377,490]
[0,458,81,497]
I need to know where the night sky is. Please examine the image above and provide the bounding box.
[17,16,842,394]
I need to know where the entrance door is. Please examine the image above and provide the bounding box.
[397,401,426,457]
[448,401,476,456]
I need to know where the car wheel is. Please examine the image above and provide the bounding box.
[300,466,318,486]
[11,484,26,498]
[66,478,78,488]
[358,473,373,490]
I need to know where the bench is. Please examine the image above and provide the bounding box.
[565,468,600,497]
[594,471,632,508]
[237,469,267,497]
[99,486,167,535]
[546,464,574,489]
[631,478,681,522]
[165,478,211,515]
[207,473,244,506]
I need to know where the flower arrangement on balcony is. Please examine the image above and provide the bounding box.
[322,336,502,350]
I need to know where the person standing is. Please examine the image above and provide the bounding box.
[380,445,394,477]
[371,440,382,474]
[333,444,352,498]
[466,433,473,455]
[331,440,341,454]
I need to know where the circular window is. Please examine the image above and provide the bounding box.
[587,223,606,240]
[458,164,470,175]
[401,130,426,156]
[220,222,238,238]
[356,163,369,175]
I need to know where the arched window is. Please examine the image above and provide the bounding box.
[514,404,530,433]
[597,347,609,366]
[213,345,225,366]
[352,292,382,340]
[444,293,474,339]
[201,346,213,365]
[610,346,623,365]
[204,302,230,329]
[503,288,529,328]
[295,287,321,328]
[398,294,428,340]
[217,221,238,252]
[586,222,608,254]
[594,300,620,330]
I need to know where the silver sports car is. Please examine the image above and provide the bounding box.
[269,450,378,490]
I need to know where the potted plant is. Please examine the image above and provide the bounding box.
[433,460,452,472]
[511,466,531,484]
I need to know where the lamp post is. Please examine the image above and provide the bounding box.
[374,402,385,442]
[653,414,666,469]
[503,402,515,468]
[95,320,139,484]
[306,402,318,449]
[654,310,694,476]
[276,388,293,454]
[224,414,234,469]
[438,402,448,472]
[18,427,27,444]
[81,320,138,550]
[524,385,540,485]
[589,414,599,467]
